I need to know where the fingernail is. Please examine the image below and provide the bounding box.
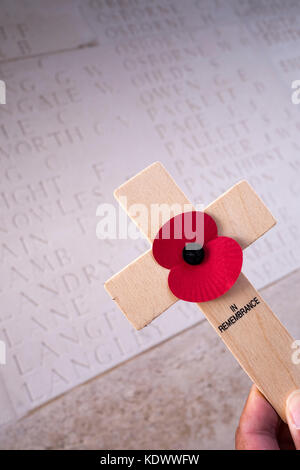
[287,390,300,429]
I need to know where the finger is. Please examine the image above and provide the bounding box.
[236,385,280,450]
[286,390,300,450]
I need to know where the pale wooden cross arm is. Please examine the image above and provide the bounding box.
[105,162,300,421]
[105,162,275,329]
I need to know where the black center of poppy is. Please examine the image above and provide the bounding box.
[182,242,205,265]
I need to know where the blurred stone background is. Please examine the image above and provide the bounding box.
[0,0,299,449]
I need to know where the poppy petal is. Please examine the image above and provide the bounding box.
[168,237,243,302]
[152,211,218,269]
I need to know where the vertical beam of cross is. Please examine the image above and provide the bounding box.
[105,162,300,421]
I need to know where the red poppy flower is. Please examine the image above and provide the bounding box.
[152,211,243,302]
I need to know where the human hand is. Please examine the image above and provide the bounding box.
[235,385,300,450]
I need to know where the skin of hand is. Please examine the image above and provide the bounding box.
[235,385,300,450]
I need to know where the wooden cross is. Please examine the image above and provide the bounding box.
[105,162,300,421]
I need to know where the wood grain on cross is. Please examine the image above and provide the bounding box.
[105,162,300,421]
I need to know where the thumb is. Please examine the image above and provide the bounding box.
[286,390,300,449]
